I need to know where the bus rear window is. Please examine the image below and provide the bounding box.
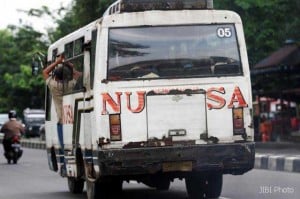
[108,24,242,80]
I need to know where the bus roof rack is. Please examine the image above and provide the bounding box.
[106,0,213,15]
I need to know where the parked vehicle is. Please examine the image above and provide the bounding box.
[34,0,255,198]
[3,135,23,164]
[23,108,45,137]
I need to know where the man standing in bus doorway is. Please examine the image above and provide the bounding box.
[42,54,81,173]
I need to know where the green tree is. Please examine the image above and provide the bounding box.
[0,30,21,73]
[3,65,44,114]
[0,29,23,113]
[215,0,300,66]
[50,0,114,41]
[24,0,114,42]
[0,26,47,114]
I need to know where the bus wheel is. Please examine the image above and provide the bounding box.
[205,173,223,198]
[86,180,100,199]
[155,179,170,191]
[185,173,223,199]
[185,175,205,199]
[68,177,84,194]
[86,179,122,199]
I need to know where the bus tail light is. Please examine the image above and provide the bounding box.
[232,108,245,135]
[109,114,122,141]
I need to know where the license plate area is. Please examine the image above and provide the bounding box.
[162,161,193,172]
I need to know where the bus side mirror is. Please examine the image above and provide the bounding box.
[31,52,46,76]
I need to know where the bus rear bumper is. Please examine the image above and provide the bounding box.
[96,142,255,176]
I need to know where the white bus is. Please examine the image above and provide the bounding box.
[40,0,255,198]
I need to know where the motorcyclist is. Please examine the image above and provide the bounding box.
[1,110,25,153]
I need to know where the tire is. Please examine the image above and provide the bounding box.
[205,173,223,198]
[142,176,170,191]
[186,175,206,199]
[185,173,223,199]
[156,180,170,191]
[86,179,122,199]
[68,177,84,194]
[13,150,19,164]
[86,180,100,199]
[51,148,58,171]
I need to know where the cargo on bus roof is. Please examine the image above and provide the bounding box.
[105,0,214,15]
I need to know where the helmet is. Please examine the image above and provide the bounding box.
[8,110,17,119]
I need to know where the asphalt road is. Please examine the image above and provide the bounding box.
[0,147,300,199]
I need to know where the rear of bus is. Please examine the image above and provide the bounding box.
[94,0,255,197]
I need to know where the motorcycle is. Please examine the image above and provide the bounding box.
[4,135,23,164]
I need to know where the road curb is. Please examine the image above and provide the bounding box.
[21,139,46,150]
[256,142,300,150]
[0,137,46,150]
[255,153,300,173]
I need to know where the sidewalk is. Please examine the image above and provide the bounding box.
[255,141,300,173]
